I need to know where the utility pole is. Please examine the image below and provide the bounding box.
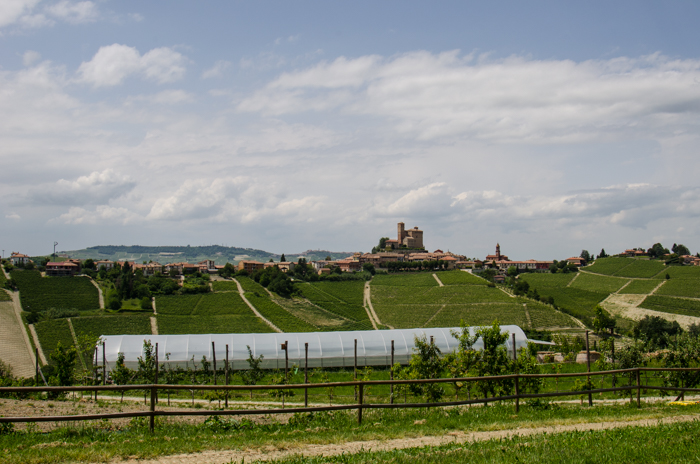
[53,242,58,261]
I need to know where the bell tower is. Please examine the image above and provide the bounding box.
[496,243,501,261]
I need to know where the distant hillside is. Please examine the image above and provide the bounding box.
[60,245,356,265]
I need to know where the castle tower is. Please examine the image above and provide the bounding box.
[398,222,406,245]
[496,243,501,261]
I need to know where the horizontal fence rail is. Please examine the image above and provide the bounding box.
[1,367,699,431]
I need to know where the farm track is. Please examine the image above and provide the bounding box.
[566,272,580,287]
[88,277,104,309]
[364,282,382,329]
[233,279,282,333]
[113,413,700,464]
[151,317,159,335]
[432,273,444,287]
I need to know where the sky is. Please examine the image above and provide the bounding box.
[2,1,700,260]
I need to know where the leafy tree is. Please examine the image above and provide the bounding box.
[406,335,445,402]
[674,244,690,256]
[598,249,608,259]
[648,243,669,259]
[633,315,682,348]
[136,340,157,384]
[83,259,95,270]
[592,305,616,335]
[507,266,518,277]
[325,255,331,261]
[140,297,152,310]
[217,262,236,278]
[362,262,376,275]
[49,341,77,387]
[580,250,591,263]
[280,253,286,262]
[472,321,512,398]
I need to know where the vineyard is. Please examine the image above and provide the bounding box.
[372,273,439,287]
[584,257,634,275]
[569,273,629,293]
[654,278,700,299]
[211,281,240,292]
[296,281,369,322]
[11,270,99,312]
[71,316,152,338]
[156,293,251,316]
[437,270,488,285]
[33,319,74,357]
[639,295,700,317]
[618,279,661,294]
[156,314,275,334]
[0,289,10,302]
[612,259,666,278]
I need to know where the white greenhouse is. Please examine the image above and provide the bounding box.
[98,326,547,373]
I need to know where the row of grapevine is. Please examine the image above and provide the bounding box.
[11,270,99,312]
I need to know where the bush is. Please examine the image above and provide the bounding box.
[140,297,152,310]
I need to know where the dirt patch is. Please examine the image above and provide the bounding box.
[113,413,700,464]
[603,294,700,328]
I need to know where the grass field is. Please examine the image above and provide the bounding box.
[437,270,488,285]
[654,278,700,299]
[244,292,318,332]
[618,279,661,294]
[156,314,275,334]
[639,295,700,317]
[663,266,700,280]
[11,270,99,312]
[569,273,629,293]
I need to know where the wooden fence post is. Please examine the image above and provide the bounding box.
[225,344,229,408]
[102,341,106,386]
[35,348,39,387]
[94,346,98,401]
[304,342,309,408]
[358,382,364,425]
[154,343,159,404]
[611,338,616,389]
[212,341,217,386]
[586,331,592,407]
[636,368,641,407]
[390,340,394,405]
[149,386,156,433]
[354,339,358,401]
[512,332,519,413]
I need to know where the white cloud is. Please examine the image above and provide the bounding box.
[147,178,245,221]
[56,205,138,225]
[28,169,135,206]
[77,44,187,87]
[5,212,21,220]
[201,60,232,79]
[239,51,700,143]
[0,0,41,28]
[126,89,194,105]
[45,1,97,24]
[22,50,41,66]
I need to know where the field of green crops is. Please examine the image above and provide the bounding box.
[437,270,488,285]
[639,295,700,317]
[71,315,152,338]
[244,292,317,332]
[663,266,700,280]
[11,270,99,312]
[612,259,666,278]
[295,281,369,322]
[618,279,661,294]
[34,318,74,357]
[211,280,239,292]
[156,314,275,334]
[654,279,700,299]
[156,293,251,316]
[0,269,7,285]
[528,287,606,325]
[569,273,629,293]
[372,273,439,287]
[519,272,575,288]
[584,257,633,275]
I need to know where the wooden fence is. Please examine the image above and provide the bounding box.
[1,367,700,431]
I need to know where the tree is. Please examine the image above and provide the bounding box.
[362,262,376,275]
[507,266,518,277]
[406,335,445,402]
[580,250,591,263]
[240,345,265,399]
[648,243,669,259]
[592,305,616,335]
[598,248,608,259]
[633,315,682,348]
[49,341,77,387]
[675,244,690,257]
[280,254,286,262]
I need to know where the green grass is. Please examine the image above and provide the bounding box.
[584,257,634,275]
[34,318,74,357]
[372,273,439,287]
[211,280,240,292]
[639,295,700,317]
[520,272,576,288]
[613,259,666,278]
[156,314,275,334]
[11,270,99,312]
[618,280,662,294]
[71,315,152,338]
[570,273,629,293]
[0,289,11,302]
[0,269,7,285]
[0,402,695,464]
[437,270,488,285]
[655,279,700,299]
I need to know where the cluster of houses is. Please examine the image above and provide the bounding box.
[623,249,700,265]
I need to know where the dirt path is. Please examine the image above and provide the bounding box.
[29,324,47,365]
[0,301,35,378]
[151,316,159,335]
[364,282,383,329]
[602,293,700,329]
[566,272,580,287]
[432,273,444,287]
[113,414,700,464]
[234,279,282,333]
[650,280,666,295]
[88,277,104,309]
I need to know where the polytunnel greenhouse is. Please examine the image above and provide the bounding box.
[98,325,547,373]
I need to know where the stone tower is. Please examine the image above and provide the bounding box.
[398,222,406,244]
[496,243,501,260]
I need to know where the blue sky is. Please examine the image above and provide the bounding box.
[2,1,700,259]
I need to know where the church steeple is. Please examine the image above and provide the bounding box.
[496,243,501,260]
